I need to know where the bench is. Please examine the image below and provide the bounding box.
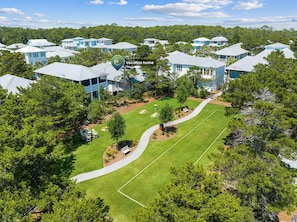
[121,145,131,155]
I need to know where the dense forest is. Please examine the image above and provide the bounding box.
[1,24,297,51]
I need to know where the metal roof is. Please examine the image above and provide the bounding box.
[34,62,106,81]
[167,51,225,68]
[0,74,33,94]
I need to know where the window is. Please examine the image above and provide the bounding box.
[92,90,99,99]
[177,64,182,72]
[81,80,90,86]
[99,77,106,83]
[91,78,97,85]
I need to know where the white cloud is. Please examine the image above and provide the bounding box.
[124,17,183,22]
[233,0,263,10]
[224,16,297,28]
[143,3,229,18]
[113,0,128,5]
[23,16,32,21]
[0,16,8,22]
[183,0,233,6]
[144,3,216,14]
[90,0,104,5]
[34,13,44,17]
[0,8,24,15]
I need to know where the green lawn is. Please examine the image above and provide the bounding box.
[71,98,200,176]
[78,103,234,222]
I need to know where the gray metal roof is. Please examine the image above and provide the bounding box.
[167,51,225,68]
[6,43,27,50]
[16,46,46,53]
[0,74,33,94]
[215,43,248,56]
[104,42,137,50]
[226,48,295,72]
[34,62,106,81]
[91,62,123,81]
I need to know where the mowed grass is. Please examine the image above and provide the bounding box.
[71,98,200,176]
[78,104,234,222]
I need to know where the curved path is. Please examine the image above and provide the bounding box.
[71,92,222,183]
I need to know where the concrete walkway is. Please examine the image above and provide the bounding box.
[71,92,221,183]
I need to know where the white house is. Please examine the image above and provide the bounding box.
[43,46,78,62]
[167,51,226,92]
[210,36,228,47]
[6,43,27,50]
[0,74,33,94]
[226,42,295,79]
[16,46,47,65]
[101,42,137,53]
[34,62,108,100]
[192,37,210,51]
[142,38,168,48]
[215,43,249,62]
[91,62,123,93]
[27,39,56,48]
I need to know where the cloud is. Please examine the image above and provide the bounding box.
[34,13,45,17]
[0,16,8,22]
[0,8,24,15]
[112,0,128,5]
[90,0,104,5]
[224,15,297,26]
[143,3,229,18]
[233,0,263,10]
[23,16,32,21]
[123,17,183,22]
[183,0,233,6]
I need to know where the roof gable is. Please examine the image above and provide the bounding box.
[0,74,33,94]
[167,51,225,68]
[34,62,105,81]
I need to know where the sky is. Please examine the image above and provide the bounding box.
[0,0,297,30]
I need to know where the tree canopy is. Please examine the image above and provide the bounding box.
[0,76,111,221]
[107,111,126,146]
[216,50,297,220]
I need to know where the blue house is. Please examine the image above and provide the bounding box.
[167,51,226,92]
[27,39,56,48]
[16,46,47,65]
[101,42,137,53]
[34,62,108,100]
[226,42,294,79]
[210,36,228,47]
[215,43,248,62]
[192,37,210,51]
[142,38,169,49]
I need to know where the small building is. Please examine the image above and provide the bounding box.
[6,43,27,50]
[142,38,168,49]
[91,62,124,93]
[226,43,295,79]
[192,37,210,51]
[167,51,226,92]
[27,39,56,48]
[61,39,78,50]
[102,42,137,53]
[34,62,108,100]
[97,37,113,45]
[0,74,33,94]
[215,43,248,62]
[210,36,228,47]
[16,46,47,65]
